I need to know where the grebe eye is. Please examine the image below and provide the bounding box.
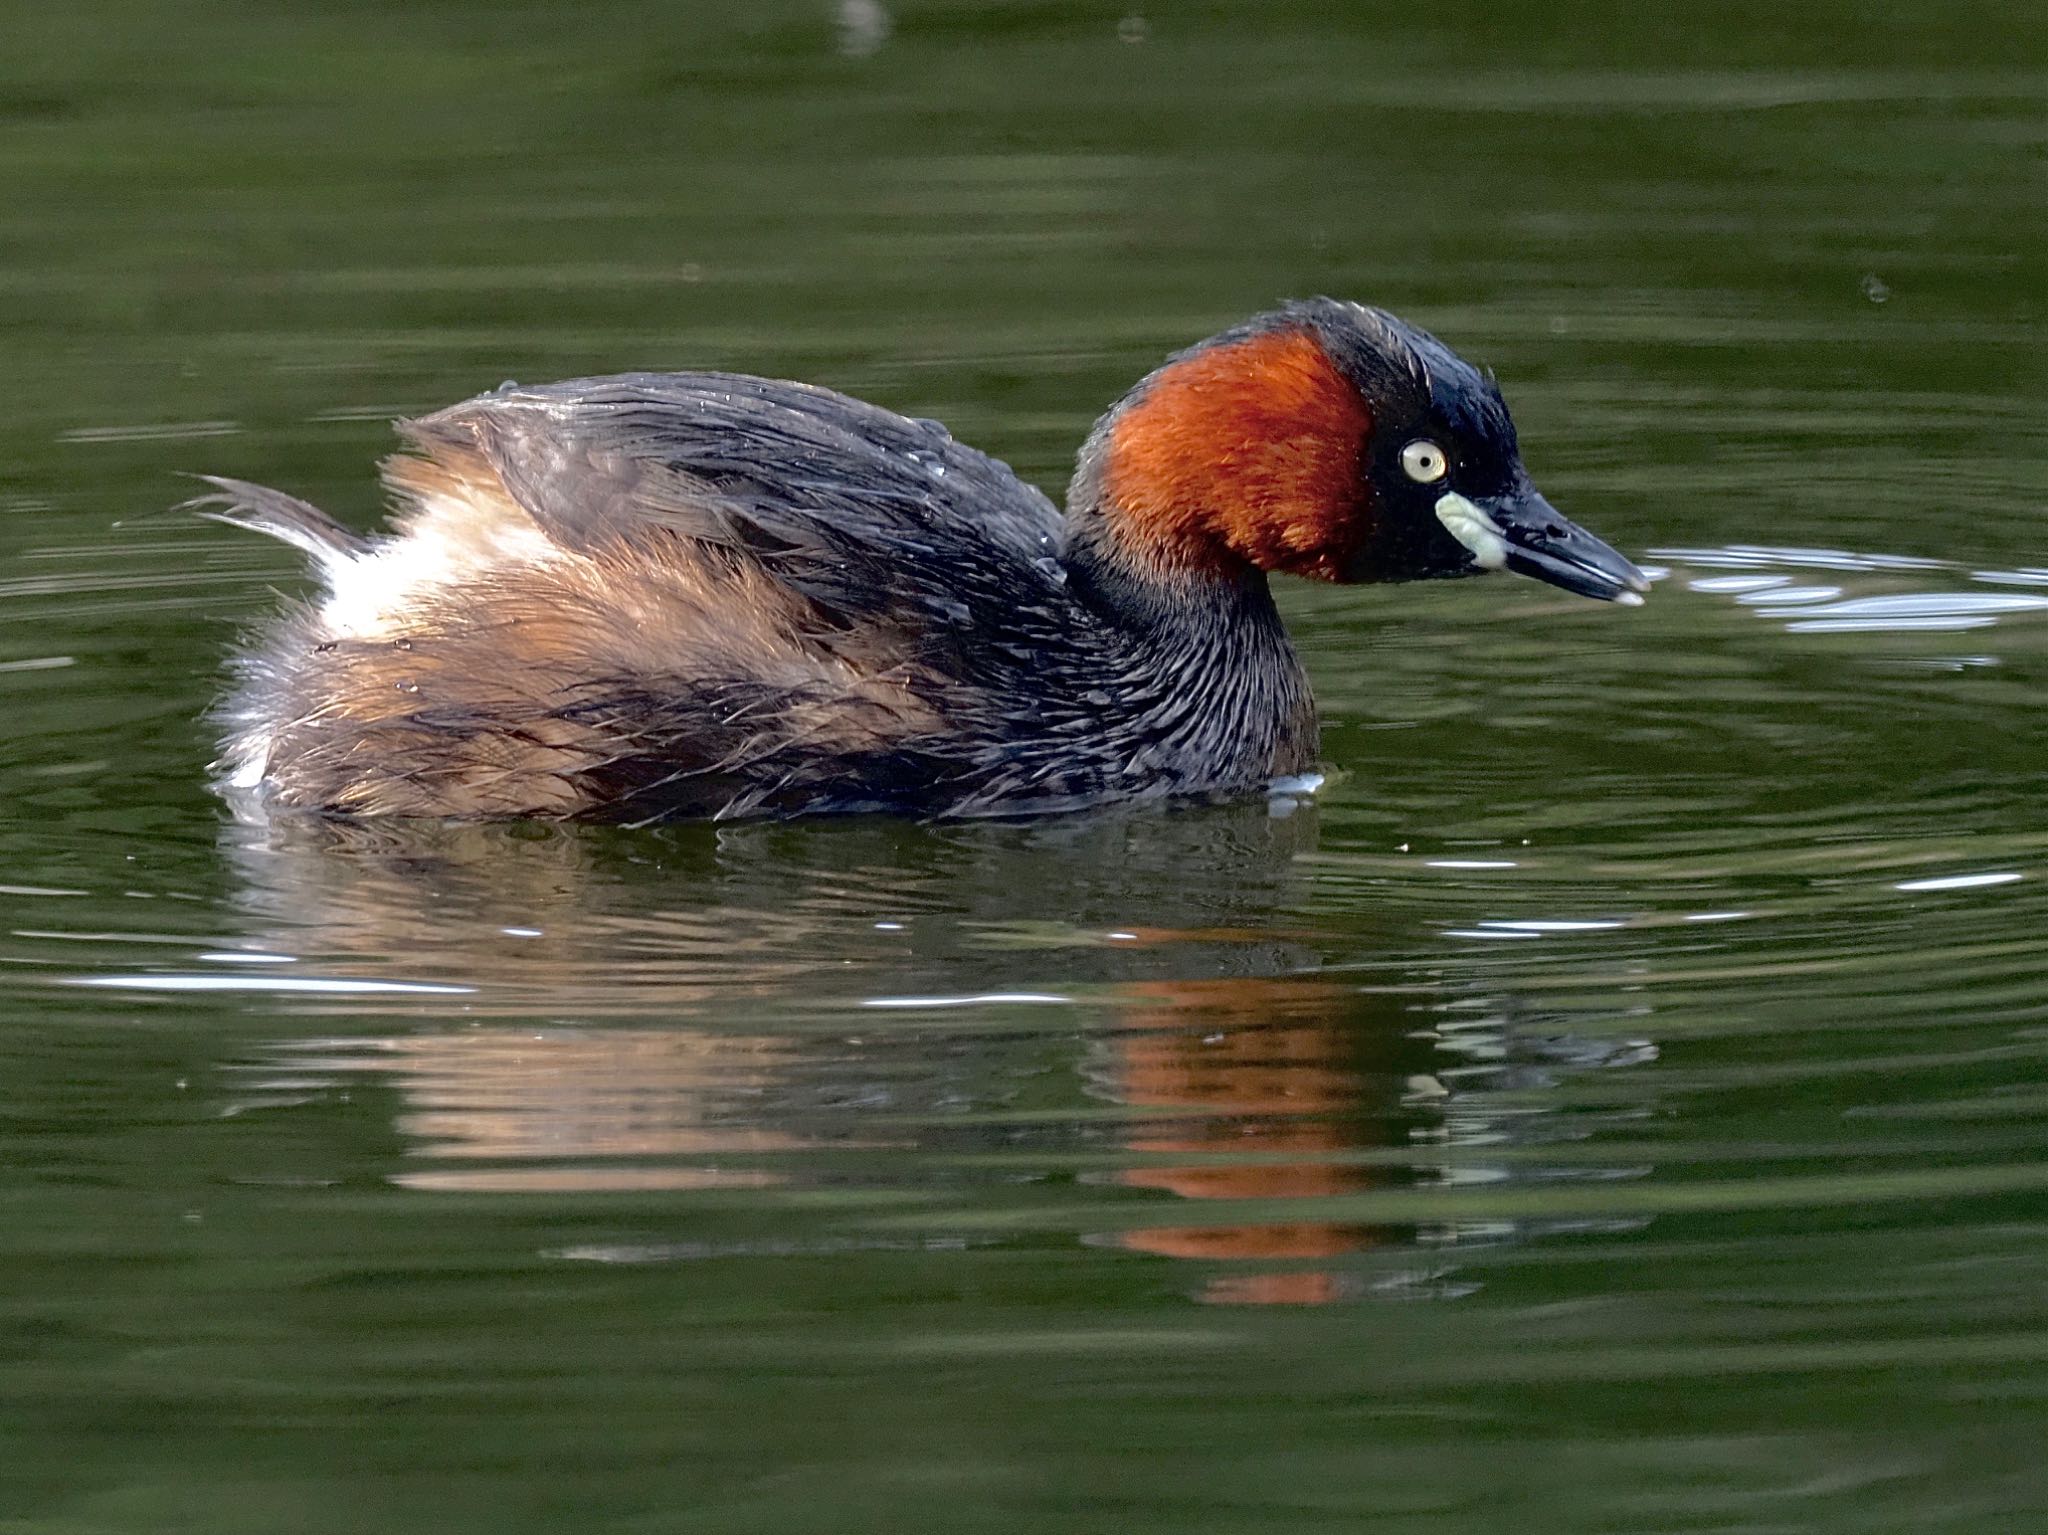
[1401,440,1449,484]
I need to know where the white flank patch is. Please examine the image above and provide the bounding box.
[317,492,562,638]
[1434,491,1508,569]
[223,741,270,790]
[220,483,566,791]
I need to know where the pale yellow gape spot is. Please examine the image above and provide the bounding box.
[1433,491,1508,570]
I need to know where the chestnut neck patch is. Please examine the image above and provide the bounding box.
[1101,326,1374,581]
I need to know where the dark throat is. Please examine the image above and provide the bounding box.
[1058,495,1319,785]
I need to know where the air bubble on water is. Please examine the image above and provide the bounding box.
[837,0,891,58]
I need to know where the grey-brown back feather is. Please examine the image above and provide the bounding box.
[418,373,1070,633]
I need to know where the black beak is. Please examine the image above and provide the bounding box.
[1483,485,1649,605]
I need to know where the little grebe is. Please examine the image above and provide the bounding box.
[202,298,1647,822]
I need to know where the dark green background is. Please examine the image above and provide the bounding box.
[3,3,2046,1530]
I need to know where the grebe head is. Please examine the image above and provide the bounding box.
[1073,297,1648,604]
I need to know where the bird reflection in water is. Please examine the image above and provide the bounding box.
[1093,967,1658,1304]
[319,1028,810,1194]
[1094,976,1439,1306]
[218,801,1651,1296]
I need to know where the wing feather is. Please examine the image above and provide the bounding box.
[408,373,1068,627]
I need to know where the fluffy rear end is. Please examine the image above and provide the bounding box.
[204,445,945,820]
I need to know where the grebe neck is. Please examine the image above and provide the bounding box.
[1059,498,1318,786]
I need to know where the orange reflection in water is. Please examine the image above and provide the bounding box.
[1109,977,1417,1306]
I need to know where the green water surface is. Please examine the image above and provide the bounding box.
[4,2,2047,1530]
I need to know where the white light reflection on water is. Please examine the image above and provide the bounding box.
[1657,544,1948,574]
[1478,919,1627,933]
[1738,584,1842,605]
[1782,594,2048,632]
[57,419,241,444]
[1895,871,2024,892]
[1689,574,1792,593]
[861,991,1074,1009]
[1659,545,2048,637]
[62,974,476,995]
